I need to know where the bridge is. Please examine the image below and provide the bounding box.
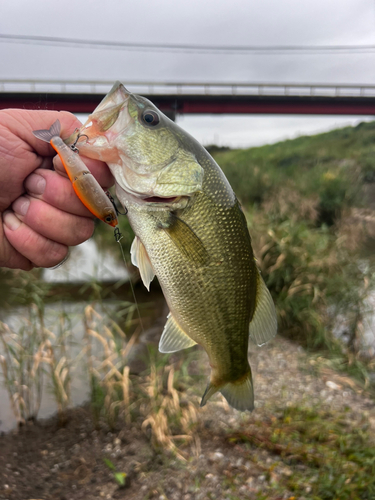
[1,79,375,118]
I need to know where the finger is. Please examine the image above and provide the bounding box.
[53,155,114,188]
[39,156,55,170]
[24,168,95,218]
[0,215,33,270]
[52,155,69,179]
[12,196,95,246]
[1,109,83,157]
[3,211,68,268]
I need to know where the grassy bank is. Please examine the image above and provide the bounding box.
[227,403,375,499]
[1,331,374,500]
[213,121,375,221]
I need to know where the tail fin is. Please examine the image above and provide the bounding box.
[200,370,254,412]
[32,119,61,143]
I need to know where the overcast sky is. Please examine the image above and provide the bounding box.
[1,0,375,147]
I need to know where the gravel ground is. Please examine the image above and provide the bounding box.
[0,335,374,500]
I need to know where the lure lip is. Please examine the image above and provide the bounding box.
[108,218,118,228]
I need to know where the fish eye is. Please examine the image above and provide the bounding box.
[142,110,160,126]
[105,215,113,222]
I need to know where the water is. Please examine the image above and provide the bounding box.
[43,239,128,283]
[0,290,165,434]
[0,301,122,433]
[0,239,129,433]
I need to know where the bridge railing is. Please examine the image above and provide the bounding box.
[1,79,375,98]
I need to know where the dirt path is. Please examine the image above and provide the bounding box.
[0,336,374,500]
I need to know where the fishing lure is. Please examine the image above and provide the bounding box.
[33,120,118,227]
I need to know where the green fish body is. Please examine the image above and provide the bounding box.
[66,82,277,411]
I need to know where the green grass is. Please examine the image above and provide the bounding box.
[227,404,375,499]
[103,458,127,488]
[212,120,375,224]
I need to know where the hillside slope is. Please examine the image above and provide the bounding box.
[212,120,375,224]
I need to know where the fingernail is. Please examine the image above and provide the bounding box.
[3,211,22,231]
[25,173,46,195]
[13,197,30,217]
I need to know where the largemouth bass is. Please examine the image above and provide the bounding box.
[66,81,277,411]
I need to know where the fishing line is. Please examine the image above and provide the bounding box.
[113,226,145,336]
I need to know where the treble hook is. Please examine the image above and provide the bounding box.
[70,133,90,153]
[105,191,128,216]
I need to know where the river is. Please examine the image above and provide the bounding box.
[0,240,131,433]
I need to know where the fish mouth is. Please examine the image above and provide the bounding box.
[64,81,131,147]
[135,194,190,210]
[143,196,179,203]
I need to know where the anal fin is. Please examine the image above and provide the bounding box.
[159,313,197,353]
[130,236,155,291]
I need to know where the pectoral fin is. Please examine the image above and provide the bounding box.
[159,313,197,353]
[249,271,277,346]
[162,214,210,266]
[130,236,155,291]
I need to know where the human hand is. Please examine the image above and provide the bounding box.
[0,109,114,270]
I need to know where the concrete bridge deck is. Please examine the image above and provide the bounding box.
[1,80,375,116]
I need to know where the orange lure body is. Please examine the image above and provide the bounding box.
[33,120,118,227]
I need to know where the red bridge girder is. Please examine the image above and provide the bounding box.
[1,92,375,116]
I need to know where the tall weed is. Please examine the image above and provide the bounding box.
[83,306,202,459]
[249,204,375,385]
